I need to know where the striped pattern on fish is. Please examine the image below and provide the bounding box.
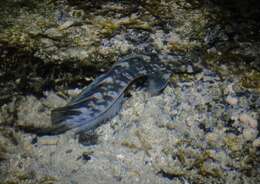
[51,54,197,134]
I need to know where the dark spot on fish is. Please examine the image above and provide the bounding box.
[50,54,200,135]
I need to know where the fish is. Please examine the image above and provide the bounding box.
[50,54,198,134]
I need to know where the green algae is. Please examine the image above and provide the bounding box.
[2,175,57,184]
[139,0,168,18]
[1,1,260,184]
[98,20,120,37]
[192,150,214,168]
[0,140,7,160]
[121,140,140,150]
[159,166,186,177]
[0,0,56,51]
[168,42,195,53]
[0,129,29,183]
[204,51,260,93]
[241,70,260,90]
[176,149,186,164]
[199,163,222,177]
[204,51,257,76]
[158,147,225,180]
[39,176,58,184]
[95,18,152,38]
[224,134,244,156]
[135,130,152,156]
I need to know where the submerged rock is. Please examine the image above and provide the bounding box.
[253,138,260,148]
[0,0,260,183]
[239,113,258,129]
[242,128,258,141]
[225,95,238,106]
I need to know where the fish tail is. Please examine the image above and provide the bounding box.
[50,106,81,133]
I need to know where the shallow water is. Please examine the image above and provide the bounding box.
[0,0,259,183]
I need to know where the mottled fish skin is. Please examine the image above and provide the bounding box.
[51,54,196,134]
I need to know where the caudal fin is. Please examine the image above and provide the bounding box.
[50,106,81,134]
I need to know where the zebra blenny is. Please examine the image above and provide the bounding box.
[51,54,196,134]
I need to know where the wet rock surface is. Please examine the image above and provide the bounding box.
[0,0,260,183]
[1,69,259,184]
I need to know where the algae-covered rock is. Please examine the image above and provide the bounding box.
[1,0,260,184]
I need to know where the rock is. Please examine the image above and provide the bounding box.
[44,28,63,39]
[125,29,150,44]
[1,0,260,183]
[239,113,258,129]
[16,96,52,130]
[206,132,219,144]
[38,136,59,145]
[242,128,258,141]
[40,38,55,48]
[252,138,260,148]
[58,48,89,61]
[67,88,82,97]
[58,20,76,30]
[43,91,67,108]
[224,134,242,152]
[225,96,238,105]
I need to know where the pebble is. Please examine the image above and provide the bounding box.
[242,128,258,141]
[206,132,219,144]
[225,96,238,105]
[40,38,55,48]
[44,28,63,39]
[67,88,82,97]
[38,136,59,145]
[28,27,42,36]
[252,138,260,148]
[239,113,258,129]
[61,48,89,60]
[58,20,75,30]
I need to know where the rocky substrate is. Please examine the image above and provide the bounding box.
[0,0,260,184]
[0,68,259,184]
